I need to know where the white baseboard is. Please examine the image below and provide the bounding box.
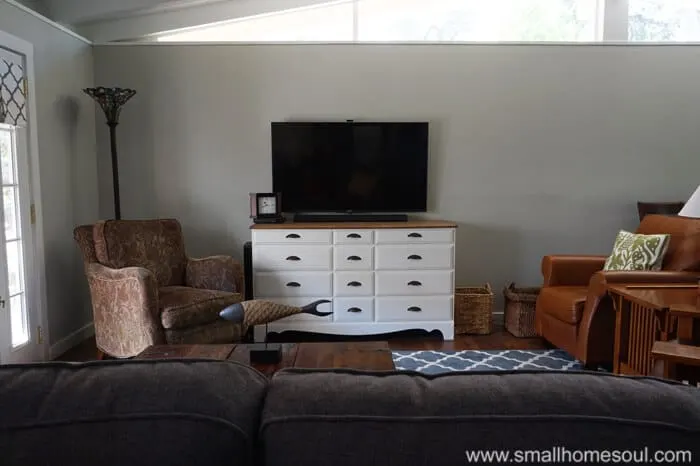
[49,322,94,360]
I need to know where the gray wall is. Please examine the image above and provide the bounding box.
[94,43,700,307]
[0,3,98,345]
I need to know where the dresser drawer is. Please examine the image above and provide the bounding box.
[254,272,332,297]
[375,296,453,322]
[253,229,331,244]
[334,230,374,244]
[260,297,333,322]
[375,270,453,296]
[333,245,373,270]
[375,245,454,270]
[334,271,374,297]
[253,245,332,270]
[333,298,374,323]
[375,228,454,244]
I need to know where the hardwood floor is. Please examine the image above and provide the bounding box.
[54,318,547,362]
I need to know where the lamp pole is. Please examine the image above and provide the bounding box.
[83,87,136,220]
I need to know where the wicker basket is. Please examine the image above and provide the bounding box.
[454,283,494,335]
[503,283,541,338]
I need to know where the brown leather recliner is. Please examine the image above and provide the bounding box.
[535,214,700,368]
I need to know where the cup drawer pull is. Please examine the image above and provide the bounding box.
[347,281,363,287]
[347,255,362,261]
[347,307,363,313]
[285,282,301,287]
[346,233,362,238]
[285,256,301,261]
[407,281,422,287]
[407,306,422,312]
[407,255,423,260]
[408,232,423,238]
[285,233,301,239]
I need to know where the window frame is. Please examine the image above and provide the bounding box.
[153,0,700,44]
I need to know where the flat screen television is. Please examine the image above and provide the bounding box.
[271,121,429,213]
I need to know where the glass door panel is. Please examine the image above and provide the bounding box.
[0,124,29,353]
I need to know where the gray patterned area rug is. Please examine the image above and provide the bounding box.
[392,349,583,374]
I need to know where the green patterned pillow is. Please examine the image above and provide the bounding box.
[603,230,670,271]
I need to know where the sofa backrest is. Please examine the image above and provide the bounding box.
[93,218,188,286]
[2,361,699,466]
[262,369,700,466]
[0,360,267,466]
[636,214,700,271]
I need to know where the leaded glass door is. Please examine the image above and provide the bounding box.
[0,33,39,364]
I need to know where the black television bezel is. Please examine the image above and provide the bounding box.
[270,121,429,214]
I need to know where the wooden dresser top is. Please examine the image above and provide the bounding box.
[251,220,457,230]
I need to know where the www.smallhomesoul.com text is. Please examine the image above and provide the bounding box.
[464,447,692,464]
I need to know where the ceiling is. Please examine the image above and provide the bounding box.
[15,0,335,42]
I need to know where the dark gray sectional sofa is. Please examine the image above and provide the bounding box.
[1,360,699,466]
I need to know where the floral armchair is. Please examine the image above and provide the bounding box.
[74,219,244,358]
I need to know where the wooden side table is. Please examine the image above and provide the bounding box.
[607,284,697,376]
[651,303,700,384]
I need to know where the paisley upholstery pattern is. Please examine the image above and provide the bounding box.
[74,225,98,265]
[74,219,245,358]
[93,219,187,287]
[165,319,242,345]
[160,286,243,329]
[86,263,165,359]
[186,255,243,293]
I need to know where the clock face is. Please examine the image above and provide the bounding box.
[258,196,277,215]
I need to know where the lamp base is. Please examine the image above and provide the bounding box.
[248,343,283,364]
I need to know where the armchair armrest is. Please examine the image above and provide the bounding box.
[541,255,607,287]
[86,263,163,358]
[590,270,700,290]
[186,255,243,293]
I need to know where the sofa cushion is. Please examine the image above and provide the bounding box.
[159,286,243,329]
[262,369,700,466]
[0,360,267,466]
[636,214,700,271]
[93,219,187,286]
[537,286,587,324]
[603,230,670,271]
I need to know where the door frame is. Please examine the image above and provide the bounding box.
[0,29,49,361]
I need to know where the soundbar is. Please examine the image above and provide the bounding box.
[293,213,408,223]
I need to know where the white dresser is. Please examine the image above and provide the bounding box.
[251,221,456,341]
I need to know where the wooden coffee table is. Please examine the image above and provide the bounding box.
[136,341,394,376]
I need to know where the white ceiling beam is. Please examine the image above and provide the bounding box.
[79,0,340,42]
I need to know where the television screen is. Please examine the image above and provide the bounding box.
[271,122,429,213]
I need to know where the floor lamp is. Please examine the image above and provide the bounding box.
[83,87,136,220]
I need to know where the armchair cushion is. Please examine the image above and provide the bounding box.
[537,286,588,324]
[165,320,243,345]
[159,286,243,330]
[93,219,187,287]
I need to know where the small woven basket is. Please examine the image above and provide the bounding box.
[503,283,541,338]
[454,283,493,335]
